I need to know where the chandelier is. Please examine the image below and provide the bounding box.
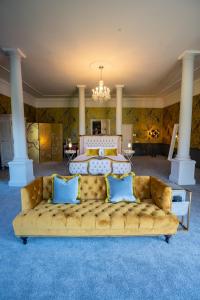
[92,66,111,102]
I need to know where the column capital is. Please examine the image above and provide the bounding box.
[115,84,124,89]
[2,48,26,59]
[178,50,200,60]
[77,85,86,89]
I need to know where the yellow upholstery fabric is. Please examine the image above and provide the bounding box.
[13,200,178,236]
[150,177,172,212]
[79,176,107,201]
[42,175,107,201]
[134,176,151,199]
[13,175,179,237]
[104,148,117,156]
[86,148,99,156]
[21,177,43,211]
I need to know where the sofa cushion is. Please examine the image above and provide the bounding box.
[13,200,178,236]
[42,176,108,201]
[52,175,80,204]
[42,175,164,202]
[105,174,136,203]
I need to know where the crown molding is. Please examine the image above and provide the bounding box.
[35,96,164,108]
[162,76,200,107]
[0,78,36,107]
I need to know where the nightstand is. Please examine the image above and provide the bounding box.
[64,150,76,168]
[123,149,135,168]
[171,188,192,231]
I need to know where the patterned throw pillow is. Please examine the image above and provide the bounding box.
[51,175,80,204]
[105,173,136,203]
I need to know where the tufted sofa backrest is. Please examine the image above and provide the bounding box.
[42,175,151,201]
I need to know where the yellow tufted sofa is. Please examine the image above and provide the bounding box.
[13,175,179,244]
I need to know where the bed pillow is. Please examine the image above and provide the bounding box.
[86,148,99,156]
[52,175,80,204]
[105,173,136,203]
[104,148,118,156]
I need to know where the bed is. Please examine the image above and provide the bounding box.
[69,135,132,175]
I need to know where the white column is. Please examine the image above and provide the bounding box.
[77,85,86,135]
[116,85,124,135]
[169,50,200,185]
[3,48,35,186]
[177,53,194,160]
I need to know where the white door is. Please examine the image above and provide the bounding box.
[122,124,133,150]
[101,119,110,134]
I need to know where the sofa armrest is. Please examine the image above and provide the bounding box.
[150,177,172,212]
[21,177,43,211]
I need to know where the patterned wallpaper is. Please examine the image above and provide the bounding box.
[36,107,163,143]
[36,108,78,143]
[123,108,163,143]
[162,94,200,149]
[0,93,36,122]
[0,94,11,114]
[162,102,180,145]
[191,94,200,149]
[1,93,200,149]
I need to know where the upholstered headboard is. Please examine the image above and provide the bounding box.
[79,135,122,154]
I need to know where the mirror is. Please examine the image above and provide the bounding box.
[91,119,110,135]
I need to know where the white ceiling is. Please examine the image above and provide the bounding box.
[0,0,200,97]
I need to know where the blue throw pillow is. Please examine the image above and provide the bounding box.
[52,175,80,204]
[105,174,136,203]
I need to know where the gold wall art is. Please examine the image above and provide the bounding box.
[26,123,63,162]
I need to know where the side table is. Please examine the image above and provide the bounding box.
[64,150,76,169]
[171,188,192,231]
[123,149,135,169]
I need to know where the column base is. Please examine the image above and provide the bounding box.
[8,159,35,187]
[169,158,196,185]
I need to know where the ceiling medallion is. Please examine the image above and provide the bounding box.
[92,65,111,102]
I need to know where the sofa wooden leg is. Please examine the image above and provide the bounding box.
[20,237,28,245]
[164,235,171,243]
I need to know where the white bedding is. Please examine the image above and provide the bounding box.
[69,154,131,175]
[72,154,128,162]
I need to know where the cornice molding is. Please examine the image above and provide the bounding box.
[0,73,200,109]
[162,76,200,107]
[35,96,164,108]
[0,78,36,107]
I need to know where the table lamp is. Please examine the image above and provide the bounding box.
[128,142,132,149]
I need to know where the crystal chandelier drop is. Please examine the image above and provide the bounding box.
[92,66,111,102]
